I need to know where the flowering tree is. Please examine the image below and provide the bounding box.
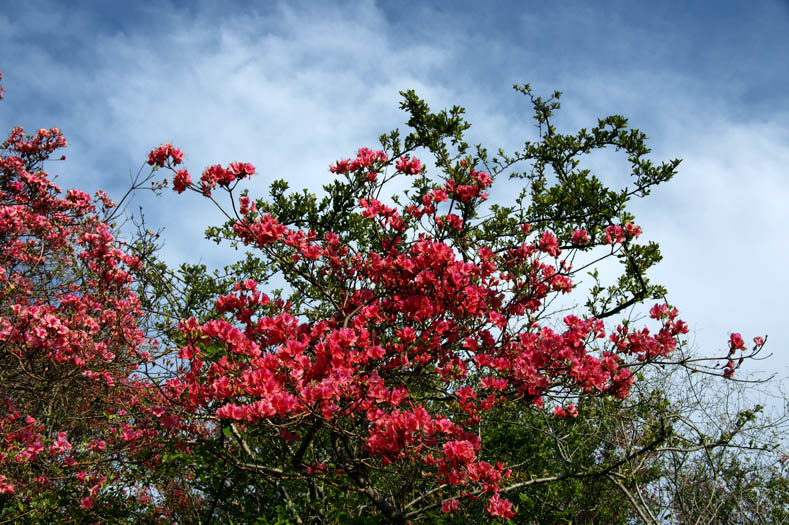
[1,68,781,523]
[142,85,769,523]
[0,74,197,522]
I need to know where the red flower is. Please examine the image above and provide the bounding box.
[442,499,459,513]
[486,494,515,519]
[147,143,184,167]
[172,169,192,193]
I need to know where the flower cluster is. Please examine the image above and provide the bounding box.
[330,147,388,176]
[172,169,192,193]
[147,142,184,167]
[4,126,67,158]
[604,222,642,244]
[572,228,590,245]
[198,162,256,195]
[395,155,422,175]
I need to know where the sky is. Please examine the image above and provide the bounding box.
[1,0,788,383]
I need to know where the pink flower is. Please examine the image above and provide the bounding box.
[571,228,589,245]
[200,164,233,194]
[604,225,625,244]
[442,440,477,466]
[729,333,746,350]
[233,214,287,247]
[228,162,256,179]
[172,169,192,193]
[217,403,245,420]
[396,156,422,175]
[147,143,184,167]
[432,189,449,203]
[625,222,643,238]
[486,494,515,519]
[49,432,72,455]
[239,195,256,215]
[470,168,493,188]
[538,231,560,257]
[442,499,459,513]
[438,213,464,231]
[0,475,13,495]
[649,303,669,320]
[604,223,641,244]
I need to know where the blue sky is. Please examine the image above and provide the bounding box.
[2,0,789,380]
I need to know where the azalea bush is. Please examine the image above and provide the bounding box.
[1,70,784,523]
[0,73,201,522]
[139,85,773,523]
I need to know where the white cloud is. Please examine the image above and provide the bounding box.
[645,118,789,371]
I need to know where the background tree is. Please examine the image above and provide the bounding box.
[0,74,199,523]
